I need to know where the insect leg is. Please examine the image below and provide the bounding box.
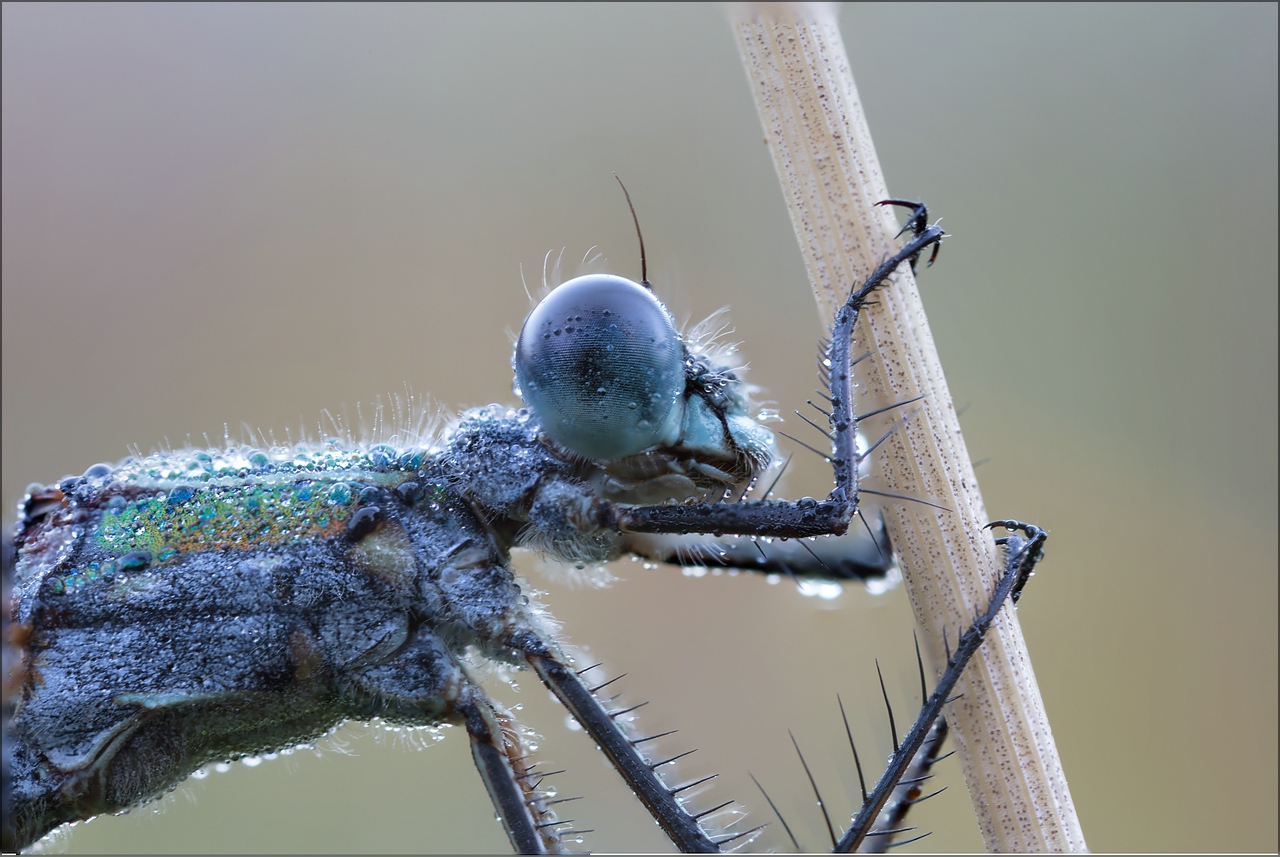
[855,719,949,853]
[834,520,1047,852]
[512,630,727,854]
[601,211,945,542]
[460,695,568,855]
[339,627,569,854]
[617,515,892,582]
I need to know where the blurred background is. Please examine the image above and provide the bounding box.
[3,3,1275,853]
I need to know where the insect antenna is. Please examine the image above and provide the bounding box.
[613,173,649,290]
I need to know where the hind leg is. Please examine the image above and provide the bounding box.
[344,630,567,854]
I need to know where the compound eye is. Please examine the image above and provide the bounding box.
[514,274,684,460]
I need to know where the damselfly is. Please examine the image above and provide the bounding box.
[3,196,1042,853]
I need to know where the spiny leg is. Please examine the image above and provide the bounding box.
[603,205,944,541]
[825,201,939,513]
[748,520,1046,853]
[617,402,938,583]
[511,630,754,854]
[462,695,570,854]
[617,518,892,583]
[854,635,953,853]
[833,520,1047,853]
[499,204,944,853]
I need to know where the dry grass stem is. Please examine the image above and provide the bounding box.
[728,2,1087,850]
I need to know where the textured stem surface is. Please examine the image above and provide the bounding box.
[727,3,1086,851]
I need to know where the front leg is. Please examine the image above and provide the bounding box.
[617,514,893,582]
[604,205,944,543]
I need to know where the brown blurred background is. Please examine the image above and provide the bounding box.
[3,4,1275,853]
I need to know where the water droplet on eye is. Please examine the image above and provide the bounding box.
[513,274,683,460]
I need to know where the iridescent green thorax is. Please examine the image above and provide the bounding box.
[96,481,361,559]
[61,440,442,571]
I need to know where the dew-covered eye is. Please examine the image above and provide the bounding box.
[514,274,685,461]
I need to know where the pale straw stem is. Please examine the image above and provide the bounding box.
[727,3,1087,850]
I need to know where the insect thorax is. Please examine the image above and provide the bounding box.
[6,415,549,846]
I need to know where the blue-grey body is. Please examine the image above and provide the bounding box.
[7,408,560,850]
[4,269,903,853]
